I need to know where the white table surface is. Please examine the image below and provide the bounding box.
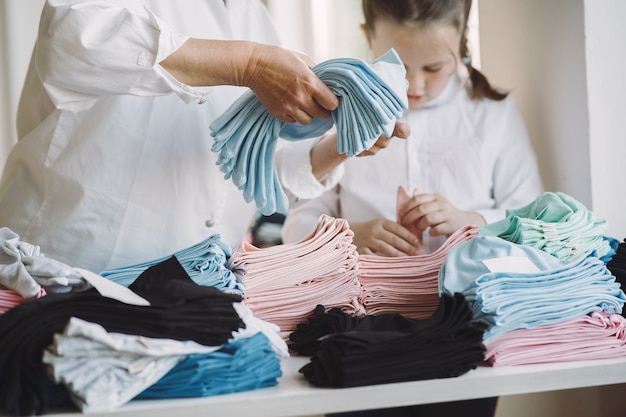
[49,355,626,417]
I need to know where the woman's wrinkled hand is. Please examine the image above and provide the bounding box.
[244,44,338,124]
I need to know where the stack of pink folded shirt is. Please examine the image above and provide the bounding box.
[358,225,479,319]
[233,214,365,340]
[484,311,626,366]
[0,288,46,315]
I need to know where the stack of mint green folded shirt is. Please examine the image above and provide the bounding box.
[479,191,612,260]
[210,49,408,215]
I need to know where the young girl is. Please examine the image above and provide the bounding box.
[279,0,543,260]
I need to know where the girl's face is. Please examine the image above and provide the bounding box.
[366,20,461,110]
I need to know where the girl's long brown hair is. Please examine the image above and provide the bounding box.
[362,0,508,101]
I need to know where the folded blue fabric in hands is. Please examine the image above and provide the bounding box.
[210,49,408,215]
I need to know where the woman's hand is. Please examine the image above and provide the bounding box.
[160,39,338,124]
[243,44,339,124]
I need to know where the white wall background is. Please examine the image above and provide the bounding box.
[0,1,625,415]
[585,1,626,245]
[478,0,626,242]
[0,0,44,167]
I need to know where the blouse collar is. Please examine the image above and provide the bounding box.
[421,73,467,109]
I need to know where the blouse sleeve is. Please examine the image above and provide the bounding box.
[281,186,341,244]
[274,137,345,201]
[36,0,204,112]
[477,95,544,224]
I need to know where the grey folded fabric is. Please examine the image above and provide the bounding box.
[0,227,85,297]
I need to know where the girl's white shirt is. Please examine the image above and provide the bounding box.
[279,75,544,254]
[0,0,306,272]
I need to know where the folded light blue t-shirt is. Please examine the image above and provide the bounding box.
[137,332,281,399]
[210,49,408,215]
[100,234,243,295]
[439,236,625,340]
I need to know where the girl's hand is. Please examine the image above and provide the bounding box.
[398,193,486,237]
[310,121,410,181]
[356,121,410,157]
[350,218,422,257]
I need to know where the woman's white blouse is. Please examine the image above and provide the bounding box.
[0,0,285,272]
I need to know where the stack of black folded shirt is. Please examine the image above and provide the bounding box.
[290,292,486,388]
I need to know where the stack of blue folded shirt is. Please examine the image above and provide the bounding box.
[137,332,282,399]
[210,49,408,215]
[439,236,626,340]
[100,234,243,295]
